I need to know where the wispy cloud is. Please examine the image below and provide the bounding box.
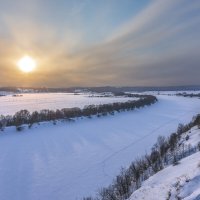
[65,0,200,86]
[0,0,200,87]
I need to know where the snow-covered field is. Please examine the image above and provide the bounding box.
[129,126,200,200]
[0,93,134,115]
[0,95,200,199]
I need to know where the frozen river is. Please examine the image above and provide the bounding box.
[0,95,200,199]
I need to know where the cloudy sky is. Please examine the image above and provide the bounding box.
[0,0,200,87]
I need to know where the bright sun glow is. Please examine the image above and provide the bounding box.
[17,56,36,73]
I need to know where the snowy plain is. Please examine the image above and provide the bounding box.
[0,93,134,115]
[0,94,200,199]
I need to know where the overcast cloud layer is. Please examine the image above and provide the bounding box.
[0,0,200,87]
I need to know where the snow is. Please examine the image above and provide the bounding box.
[129,152,200,200]
[0,95,200,199]
[0,91,13,96]
[129,127,200,200]
[0,93,134,115]
[184,127,200,147]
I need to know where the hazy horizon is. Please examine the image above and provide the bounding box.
[1,85,200,91]
[0,0,200,87]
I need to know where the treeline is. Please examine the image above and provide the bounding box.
[88,92,148,98]
[113,92,150,98]
[0,95,157,131]
[84,114,200,200]
[176,92,200,98]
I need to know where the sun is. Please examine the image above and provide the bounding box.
[17,56,36,73]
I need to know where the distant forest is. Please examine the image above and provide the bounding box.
[176,93,200,98]
[0,85,200,93]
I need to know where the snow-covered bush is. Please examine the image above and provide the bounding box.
[0,115,7,131]
[198,142,200,151]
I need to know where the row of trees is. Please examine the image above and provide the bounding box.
[84,114,200,200]
[0,95,157,131]
[176,93,200,98]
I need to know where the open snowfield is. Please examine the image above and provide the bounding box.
[0,95,200,199]
[0,93,134,115]
[129,126,200,200]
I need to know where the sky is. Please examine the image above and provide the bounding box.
[0,0,200,87]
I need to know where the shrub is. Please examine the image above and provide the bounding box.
[16,126,24,132]
[198,142,200,151]
[185,135,190,141]
[172,155,180,166]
